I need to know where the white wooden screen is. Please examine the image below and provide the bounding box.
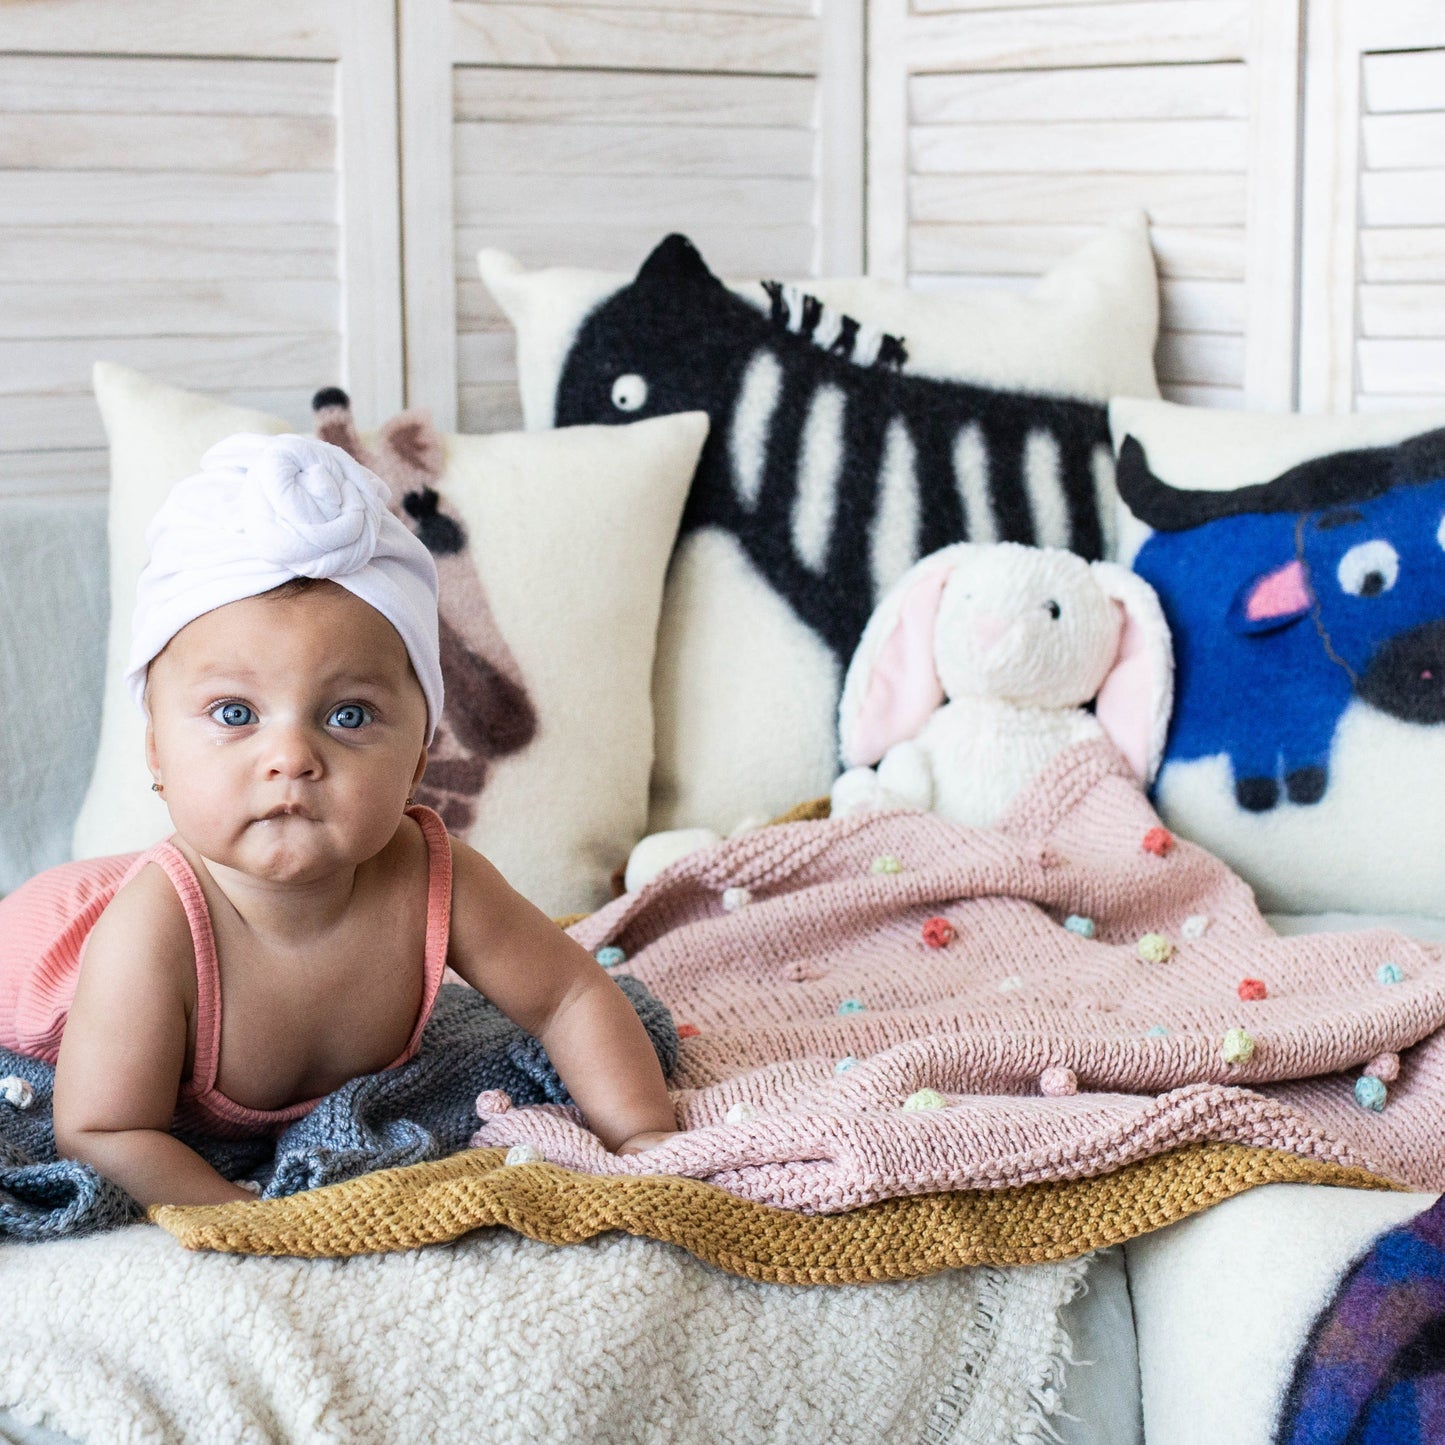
[866,0,1303,410]
[1299,0,1445,413]
[0,0,402,499]
[398,0,864,432]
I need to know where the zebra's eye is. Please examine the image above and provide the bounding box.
[1044,600,1061,620]
[1338,539,1399,598]
[611,374,648,412]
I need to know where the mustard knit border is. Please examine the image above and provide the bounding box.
[152,1143,1396,1281]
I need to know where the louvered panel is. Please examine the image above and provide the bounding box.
[0,4,403,500]
[402,0,865,432]
[870,0,1303,410]
[1300,2,1445,413]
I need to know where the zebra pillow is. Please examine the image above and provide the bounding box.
[481,225,1160,835]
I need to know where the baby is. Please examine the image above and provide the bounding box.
[0,434,677,1207]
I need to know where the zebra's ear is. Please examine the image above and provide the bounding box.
[838,552,962,768]
[635,233,722,290]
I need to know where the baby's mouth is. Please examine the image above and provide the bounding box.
[258,803,313,822]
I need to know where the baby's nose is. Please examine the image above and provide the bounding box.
[265,723,323,778]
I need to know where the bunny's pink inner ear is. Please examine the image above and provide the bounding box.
[1095,598,1154,781]
[844,567,949,766]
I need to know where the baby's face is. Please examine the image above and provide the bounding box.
[144,581,429,884]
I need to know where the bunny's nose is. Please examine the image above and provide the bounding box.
[972,612,1013,653]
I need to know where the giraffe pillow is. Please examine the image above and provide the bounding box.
[479,224,1160,833]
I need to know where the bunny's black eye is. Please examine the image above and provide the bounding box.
[1045,600,1061,620]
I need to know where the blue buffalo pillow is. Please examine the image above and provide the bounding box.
[1111,397,1445,916]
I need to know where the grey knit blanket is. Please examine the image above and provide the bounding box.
[0,978,676,1240]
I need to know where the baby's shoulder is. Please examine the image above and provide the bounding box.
[85,861,194,979]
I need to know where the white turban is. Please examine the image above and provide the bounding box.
[126,433,443,742]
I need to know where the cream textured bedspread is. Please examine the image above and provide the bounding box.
[1,1223,1086,1444]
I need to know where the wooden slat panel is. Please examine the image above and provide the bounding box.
[899,1,1249,74]
[0,112,334,173]
[1150,225,1248,281]
[0,225,338,282]
[454,172,815,228]
[452,3,821,75]
[0,54,335,116]
[0,0,339,58]
[0,280,338,339]
[1362,49,1445,116]
[454,120,814,179]
[0,334,339,396]
[913,0,1165,9]
[1357,338,1445,395]
[1155,330,1245,386]
[907,221,1246,280]
[487,0,814,12]
[1362,114,1445,173]
[457,329,517,385]
[457,280,507,330]
[1358,284,1445,340]
[459,223,815,277]
[1360,228,1445,284]
[457,383,524,434]
[910,117,1247,174]
[454,67,815,127]
[910,171,1247,226]
[1361,170,1445,228]
[0,388,312,453]
[0,448,109,498]
[910,59,1248,124]
[0,171,336,226]
[1160,278,1246,334]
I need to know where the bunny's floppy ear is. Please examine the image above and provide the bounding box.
[1089,561,1174,783]
[838,544,975,767]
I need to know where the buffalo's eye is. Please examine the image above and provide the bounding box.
[1337,539,1399,598]
[611,373,648,412]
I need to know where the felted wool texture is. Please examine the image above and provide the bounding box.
[0,1219,1089,1445]
[479,220,1160,838]
[72,364,707,914]
[1111,396,1445,916]
[1126,1182,1439,1445]
[473,742,1445,1207]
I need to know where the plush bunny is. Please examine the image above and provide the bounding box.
[830,542,1173,827]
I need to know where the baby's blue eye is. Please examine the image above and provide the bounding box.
[328,703,371,730]
[212,702,256,727]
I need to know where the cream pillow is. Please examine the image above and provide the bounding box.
[74,363,707,915]
[479,219,1160,835]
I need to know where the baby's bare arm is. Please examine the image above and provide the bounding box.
[446,840,676,1152]
[53,867,255,1207]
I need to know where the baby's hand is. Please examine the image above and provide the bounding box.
[615,1129,678,1156]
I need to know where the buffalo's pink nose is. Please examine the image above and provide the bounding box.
[972,612,1013,653]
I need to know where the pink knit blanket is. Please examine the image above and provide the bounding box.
[473,743,1445,1211]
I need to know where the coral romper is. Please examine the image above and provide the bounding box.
[0,805,453,1139]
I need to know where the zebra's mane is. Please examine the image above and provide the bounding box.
[760,280,908,371]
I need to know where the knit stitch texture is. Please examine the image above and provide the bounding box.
[471,742,1445,1208]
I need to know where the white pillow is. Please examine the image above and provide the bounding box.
[1112,395,1445,916]
[480,220,1160,835]
[74,363,707,915]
